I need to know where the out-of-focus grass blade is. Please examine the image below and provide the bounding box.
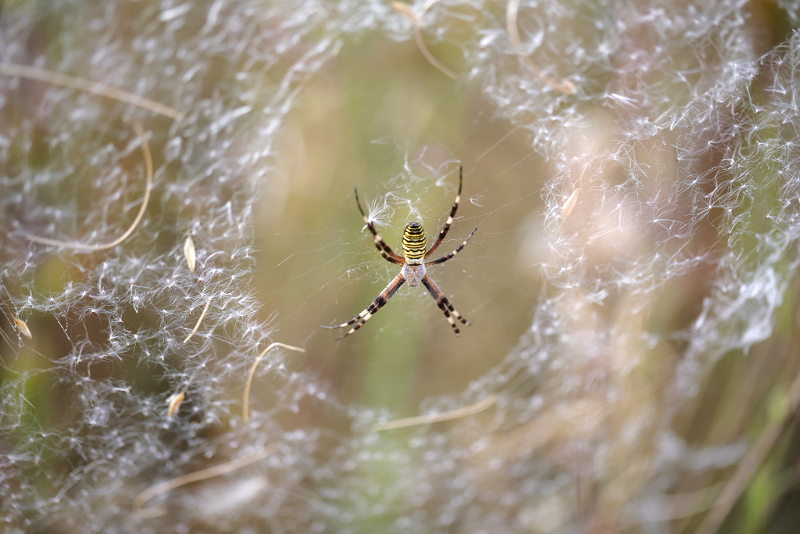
[0,284,20,363]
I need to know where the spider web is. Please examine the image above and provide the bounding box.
[1,1,800,532]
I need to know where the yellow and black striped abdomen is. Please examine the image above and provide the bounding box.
[402,222,426,263]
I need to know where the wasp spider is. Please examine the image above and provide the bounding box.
[324,166,477,339]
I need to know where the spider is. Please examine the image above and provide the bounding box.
[324,166,477,339]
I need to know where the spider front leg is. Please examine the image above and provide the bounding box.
[322,273,405,339]
[421,274,470,335]
[354,188,404,265]
[425,165,463,258]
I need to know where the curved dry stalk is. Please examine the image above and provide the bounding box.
[373,394,497,431]
[561,188,580,221]
[695,371,800,534]
[131,446,276,513]
[182,296,212,343]
[183,235,197,272]
[391,1,456,80]
[166,391,185,419]
[25,123,153,251]
[242,342,306,421]
[506,0,575,94]
[0,62,184,121]
[13,317,32,340]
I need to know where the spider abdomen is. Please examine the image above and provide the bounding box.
[402,222,426,264]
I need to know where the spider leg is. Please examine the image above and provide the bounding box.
[425,227,478,266]
[421,274,470,335]
[354,188,404,265]
[322,273,405,339]
[425,165,463,258]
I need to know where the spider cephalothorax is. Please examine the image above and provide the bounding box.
[324,166,477,338]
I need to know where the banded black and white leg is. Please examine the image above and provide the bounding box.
[323,274,406,339]
[424,165,463,258]
[426,226,478,266]
[353,188,404,265]
[421,274,470,334]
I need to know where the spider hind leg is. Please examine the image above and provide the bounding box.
[421,274,470,335]
[322,274,405,339]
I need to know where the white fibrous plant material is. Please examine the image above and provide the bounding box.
[0,1,798,533]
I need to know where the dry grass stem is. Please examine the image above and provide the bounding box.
[182,296,212,343]
[506,0,575,94]
[391,1,457,80]
[183,235,197,272]
[0,62,184,121]
[166,391,185,419]
[696,371,800,534]
[24,123,153,251]
[13,317,32,340]
[373,394,497,431]
[131,446,276,513]
[242,343,306,421]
